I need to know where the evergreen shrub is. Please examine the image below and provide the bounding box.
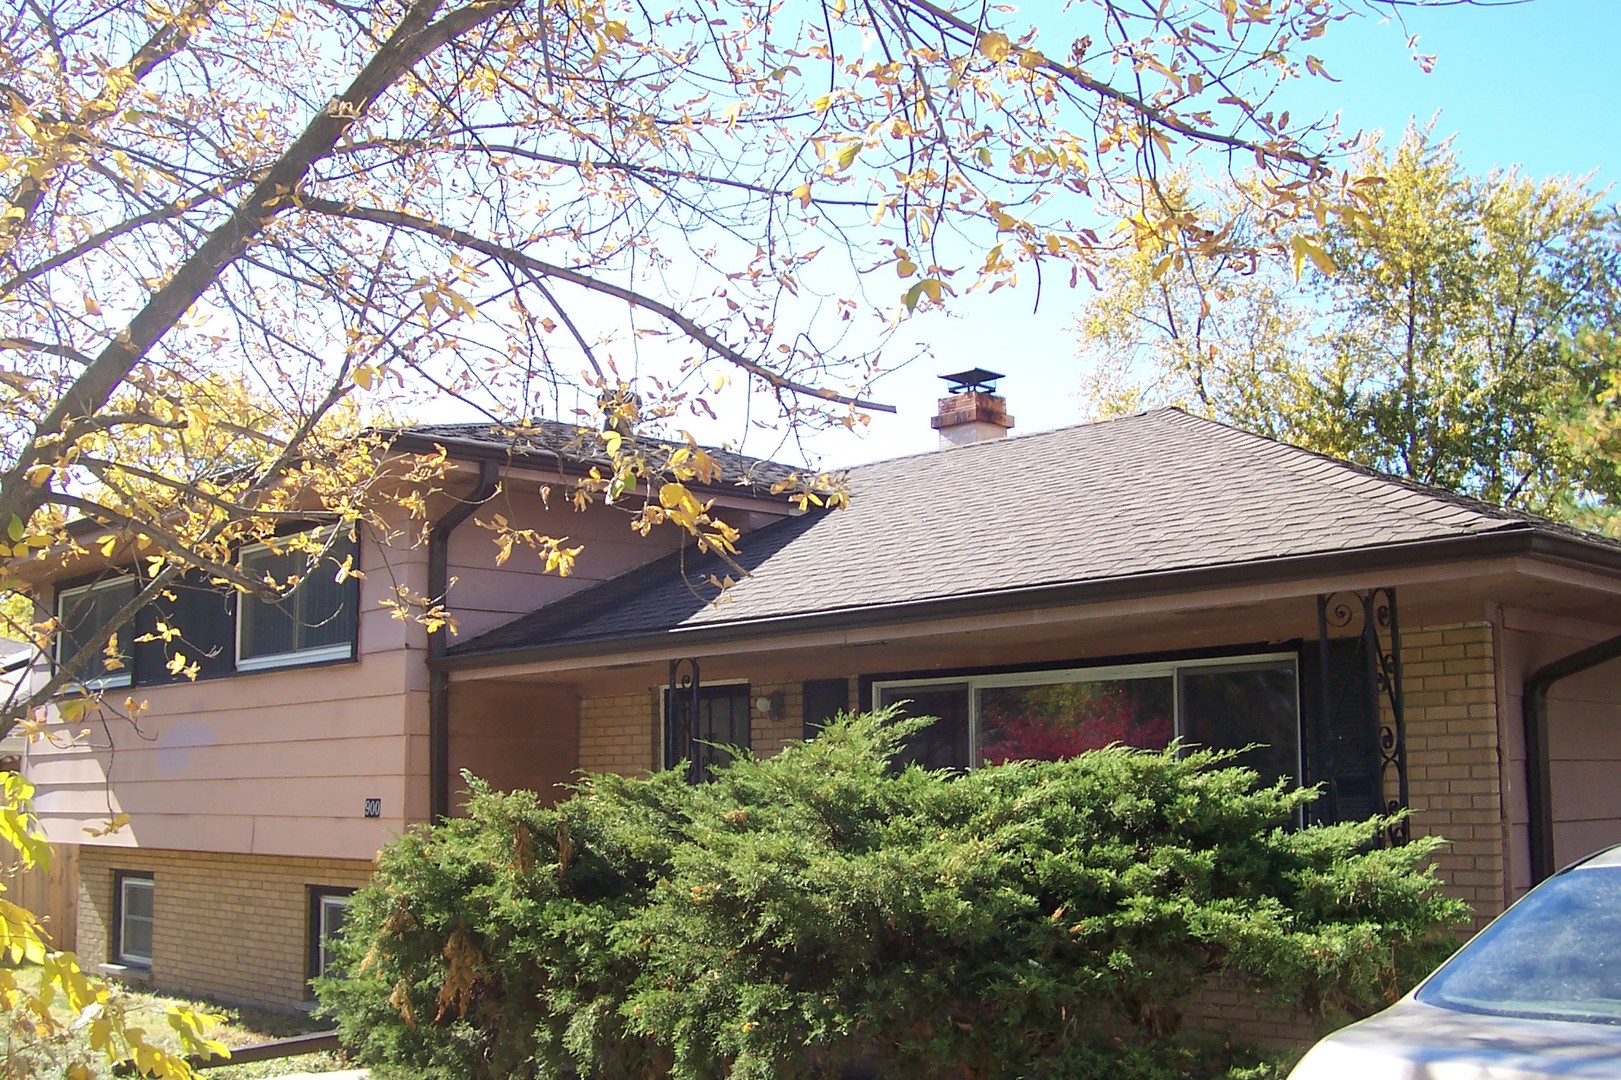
[318,710,1468,1079]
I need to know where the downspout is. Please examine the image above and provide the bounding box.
[1522,632,1621,884]
[428,460,500,821]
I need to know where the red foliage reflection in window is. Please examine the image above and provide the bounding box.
[979,680,1173,765]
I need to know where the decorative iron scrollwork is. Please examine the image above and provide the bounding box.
[1316,588,1408,845]
[667,658,701,781]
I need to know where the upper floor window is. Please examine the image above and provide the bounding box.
[872,653,1300,787]
[55,577,137,689]
[48,527,359,691]
[236,530,359,672]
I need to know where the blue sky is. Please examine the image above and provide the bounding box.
[814,0,1621,467]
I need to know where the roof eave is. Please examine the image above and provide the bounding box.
[435,524,1620,673]
[389,430,790,501]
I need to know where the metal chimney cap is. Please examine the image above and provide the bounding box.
[939,368,1004,394]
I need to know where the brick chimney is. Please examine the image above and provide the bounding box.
[931,368,1014,448]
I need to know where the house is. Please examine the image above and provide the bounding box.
[2,637,35,766]
[17,374,1621,1012]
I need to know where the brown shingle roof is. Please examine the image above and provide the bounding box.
[445,408,1621,661]
[393,419,801,491]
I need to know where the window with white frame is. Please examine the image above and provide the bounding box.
[872,653,1300,786]
[237,530,358,672]
[309,887,353,981]
[55,577,137,689]
[115,872,154,967]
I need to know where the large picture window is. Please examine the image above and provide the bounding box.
[55,577,137,689]
[237,530,358,672]
[873,653,1300,785]
[114,871,154,967]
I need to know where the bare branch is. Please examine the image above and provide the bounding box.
[301,196,898,414]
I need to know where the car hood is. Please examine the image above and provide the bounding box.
[1290,998,1621,1079]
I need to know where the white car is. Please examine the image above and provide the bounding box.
[1290,845,1621,1079]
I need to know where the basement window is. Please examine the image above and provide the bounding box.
[308,887,354,981]
[114,872,154,967]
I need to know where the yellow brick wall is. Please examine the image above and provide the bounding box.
[1201,621,1508,1049]
[749,681,806,756]
[77,846,373,1010]
[577,680,845,775]
[578,690,659,774]
[1395,622,1505,923]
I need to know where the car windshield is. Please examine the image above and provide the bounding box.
[1417,865,1621,1025]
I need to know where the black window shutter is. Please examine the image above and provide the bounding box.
[802,678,849,740]
[133,573,236,684]
[1300,637,1383,825]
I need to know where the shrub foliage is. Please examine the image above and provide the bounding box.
[319,711,1467,1079]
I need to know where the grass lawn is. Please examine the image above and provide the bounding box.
[6,964,350,1078]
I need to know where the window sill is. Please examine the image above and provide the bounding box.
[53,677,133,697]
[97,962,152,985]
[235,645,355,674]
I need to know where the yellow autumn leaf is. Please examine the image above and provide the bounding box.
[1288,234,1335,279]
[659,482,696,512]
[442,287,477,320]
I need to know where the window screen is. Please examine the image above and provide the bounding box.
[56,578,137,687]
[238,531,358,670]
[116,873,154,966]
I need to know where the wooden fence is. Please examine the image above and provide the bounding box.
[3,841,77,953]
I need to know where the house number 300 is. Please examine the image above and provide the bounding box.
[364,798,381,818]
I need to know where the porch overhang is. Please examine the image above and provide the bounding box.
[433,529,1621,684]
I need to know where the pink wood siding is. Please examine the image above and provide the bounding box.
[28,527,433,862]
[27,480,752,862]
[445,486,786,640]
[448,682,579,810]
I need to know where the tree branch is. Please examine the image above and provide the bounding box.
[901,0,1329,176]
[300,196,897,414]
[0,0,520,532]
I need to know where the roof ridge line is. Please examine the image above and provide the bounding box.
[841,407,1173,473]
[1156,409,1553,532]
